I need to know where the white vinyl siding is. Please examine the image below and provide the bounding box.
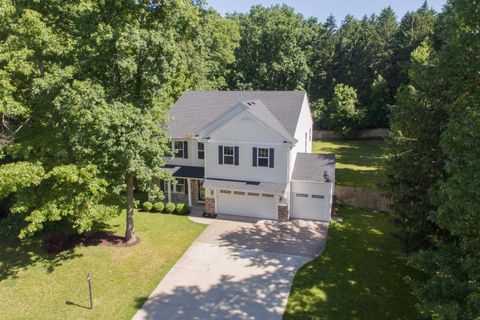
[288,95,313,181]
[206,142,288,183]
[165,138,205,167]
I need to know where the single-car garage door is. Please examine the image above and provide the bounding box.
[217,190,277,219]
[291,181,333,221]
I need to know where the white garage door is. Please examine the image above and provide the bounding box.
[217,190,277,219]
[291,182,332,221]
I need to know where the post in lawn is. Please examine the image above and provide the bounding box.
[87,273,93,309]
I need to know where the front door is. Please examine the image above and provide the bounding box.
[197,180,205,202]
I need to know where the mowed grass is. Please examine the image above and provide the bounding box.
[0,212,206,320]
[313,139,385,191]
[284,206,420,320]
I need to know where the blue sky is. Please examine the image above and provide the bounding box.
[206,0,447,22]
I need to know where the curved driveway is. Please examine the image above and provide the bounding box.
[133,216,329,320]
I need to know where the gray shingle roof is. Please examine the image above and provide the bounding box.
[169,91,306,138]
[292,153,336,183]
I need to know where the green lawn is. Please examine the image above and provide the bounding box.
[284,206,420,320]
[0,212,206,320]
[313,139,385,191]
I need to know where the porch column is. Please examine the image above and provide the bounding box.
[167,181,172,203]
[187,178,192,206]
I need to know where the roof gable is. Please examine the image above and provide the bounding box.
[197,100,296,143]
[168,91,306,138]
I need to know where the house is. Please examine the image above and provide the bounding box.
[161,91,335,222]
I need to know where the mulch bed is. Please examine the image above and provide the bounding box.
[44,231,140,253]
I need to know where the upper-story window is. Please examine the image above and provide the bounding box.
[257,148,270,167]
[252,147,274,168]
[223,146,234,165]
[198,142,205,160]
[218,145,239,165]
[174,141,188,159]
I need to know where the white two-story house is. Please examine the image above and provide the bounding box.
[162,91,335,222]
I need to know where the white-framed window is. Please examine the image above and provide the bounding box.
[198,142,205,159]
[295,193,308,198]
[174,141,185,158]
[173,178,186,193]
[223,146,234,165]
[312,194,325,199]
[257,148,270,167]
[220,189,231,194]
[262,194,274,198]
[247,192,259,197]
[233,191,245,195]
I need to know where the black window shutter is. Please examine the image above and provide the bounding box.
[183,141,188,159]
[269,148,274,168]
[234,146,239,166]
[218,145,223,164]
[252,147,257,167]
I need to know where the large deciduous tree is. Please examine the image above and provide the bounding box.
[0,0,239,241]
[228,5,310,90]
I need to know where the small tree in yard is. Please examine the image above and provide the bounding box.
[327,84,363,136]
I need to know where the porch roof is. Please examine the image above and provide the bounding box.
[203,178,286,195]
[164,165,205,179]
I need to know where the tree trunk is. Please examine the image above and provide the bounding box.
[125,174,137,243]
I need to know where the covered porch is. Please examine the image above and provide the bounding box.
[163,165,205,208]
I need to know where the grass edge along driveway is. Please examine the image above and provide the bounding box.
[0,212,206,320]
[284,205,420,320]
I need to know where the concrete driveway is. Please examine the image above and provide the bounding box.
[133,216,329,320]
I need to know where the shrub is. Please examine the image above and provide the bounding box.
[165,202,175,213]
[134,199,140,209]
[142,201,153,212]
[175,203,189,215]
[153,202,164,213]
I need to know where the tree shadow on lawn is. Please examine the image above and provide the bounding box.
[0,222,121,281]
[284,206,421,320]
[0,230,85,281]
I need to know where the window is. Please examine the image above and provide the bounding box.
[223,146,234,165]
[247,192,259,197]
[257,148,269,167]
[262,194,274,198]
[233,191,245,195]
[312,194,325,199]
[174,141,185,158]
[296,193,308,198]
[309,128,312,141]
[220,190,231,194]
[198,142,205,159]
[173,178,186,193]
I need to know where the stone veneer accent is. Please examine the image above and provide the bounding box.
[277,204,289,221]
[190,179,200,205]
[204,197,215,214]
[171,192,187,204]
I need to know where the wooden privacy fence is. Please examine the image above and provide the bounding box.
[335,186,392,212]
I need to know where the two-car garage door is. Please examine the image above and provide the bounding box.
[291,181,333,221]
[217,190,277,219]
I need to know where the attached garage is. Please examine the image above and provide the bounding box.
[290,153,336,222]
[202,178,286,220]
[217,190,277,219]
[290,181,333,221]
